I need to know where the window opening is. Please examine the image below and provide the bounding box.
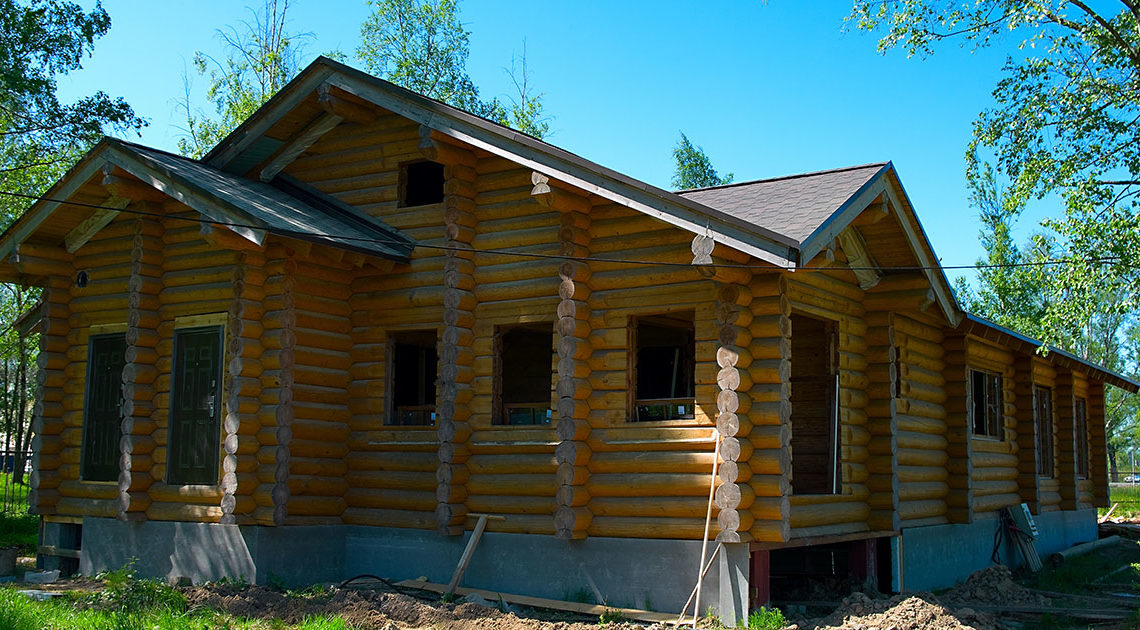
[495,325,553,425]
[970,369,1003,438]
[633,312,695,421]
[790,313,840,495]
[168,326,224,485]
[81,333,126,482]
[1034,385,1055,478]
[389,331,438,426]
[401,160,444,207]
[1075,397,1089,479]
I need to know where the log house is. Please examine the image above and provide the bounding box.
[2,58,1135,624]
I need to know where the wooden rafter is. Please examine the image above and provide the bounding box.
[64,195,131,253]
[259,111,343,182]
[836,227,881,290]
[317,82,376,124]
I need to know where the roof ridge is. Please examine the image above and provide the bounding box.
[675,162,890,194]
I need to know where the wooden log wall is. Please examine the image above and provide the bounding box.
[889,314,949,528]
[30,281,69,515]
[118,215,163,520]
[714,281,754,543]
[54,218,133,519]
[221,249,265,525]
[435,148,478,535]
[1088,380,1108,508]
[784,266,872,539]
[962,337,1019,516]
[144,211,238,523]
[550,187,593,540]
[255,246,294,526]
[1054,368,1079,511]
[942,332,971,523]
[864,311,898,532]
[744,273,790,543]
[1013,353,1041,512]
[283,253,353,525]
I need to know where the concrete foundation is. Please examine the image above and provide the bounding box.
[74,518,750,622]
[899,508,1097,591]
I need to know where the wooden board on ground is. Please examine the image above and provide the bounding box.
[395,579,676,624]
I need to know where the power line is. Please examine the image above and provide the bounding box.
[0,188,1131,273]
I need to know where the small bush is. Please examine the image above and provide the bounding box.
[92,561,187,613]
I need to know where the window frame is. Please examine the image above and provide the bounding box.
[1034,384,1055,478]
[630,311,696,423]
[968,368,1004,440]
[386,330,439,428]
[492,323,554,426]
[167,324,225,486]
[80,331,127,483]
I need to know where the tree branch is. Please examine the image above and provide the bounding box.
[1066,0,1140,68]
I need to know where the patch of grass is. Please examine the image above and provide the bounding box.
[1100,484,1140,519]
[1030,539,1140,594]
[743,606,786,629]
[598,606,626,625]
[0,472,35,552]
[0,588,360,630]
[89,561,187,614]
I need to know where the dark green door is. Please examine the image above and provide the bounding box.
[82,333,126,481]
[169,326,223,485]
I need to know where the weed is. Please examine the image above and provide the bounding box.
[702,606,726,629]
[598,606,626,625]
[288,583,334,600]
[439,591,456,604]
[566,587,595,604]
[213,575,250,590]
[743,606,786,630]
[265,572,287,593]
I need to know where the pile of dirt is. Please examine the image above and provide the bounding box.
[182,584,648,630]
[801,591,1001,630]
[939,565,1047,607]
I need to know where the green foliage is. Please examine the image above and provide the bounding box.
[356,0,549,138]
[266,571,287,593]
[671,132,733,190]
[851,1,1140,348]
[744,606,786,630]
[178,0,310,158]
[597,606,625,625]
[92,561,187,614]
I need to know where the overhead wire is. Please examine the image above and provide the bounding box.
[0,188,1131,274]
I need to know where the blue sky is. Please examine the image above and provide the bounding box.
[55,0,1050,285]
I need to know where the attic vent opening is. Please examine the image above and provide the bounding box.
[401,160,445,207]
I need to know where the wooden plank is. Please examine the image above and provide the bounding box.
[38,545,81,559]
[259,112,344,182]
[0,153,105,259]
[64,196,131,253]
[445,513,497,596]
[396,579,677,623]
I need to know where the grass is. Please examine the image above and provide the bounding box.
[1100,483,1140,519]
[1029,539,1140,594]
[0,585,361,630]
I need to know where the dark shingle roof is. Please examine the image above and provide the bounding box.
[676,163,888,245]
[115,140,414,261]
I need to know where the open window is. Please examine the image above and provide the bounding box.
[632,312,695,422]
[494,325,553,425]
[400,160,444,207]
[969,369,1003,438]
[168,326,224,485]
[389,331,438,426]
[1075,397,1089,479]
[81,333,126,482]
[1034,385,1055,478]
[790,313,840,495]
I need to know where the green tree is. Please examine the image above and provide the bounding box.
[356,0,550,138]
[850,1,1140,346]
[671,132,733,190]
[178,0,309,158]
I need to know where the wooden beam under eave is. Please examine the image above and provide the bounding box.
[259,111,343,182]
[530,172,591,213]
[64,196,131,253]
[836,227,881,290]
[318,82,376,124]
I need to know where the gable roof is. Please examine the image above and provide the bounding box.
[677,163,889,245]
[0,138,415,262]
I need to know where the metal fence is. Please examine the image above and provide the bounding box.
[0,448,31,514]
